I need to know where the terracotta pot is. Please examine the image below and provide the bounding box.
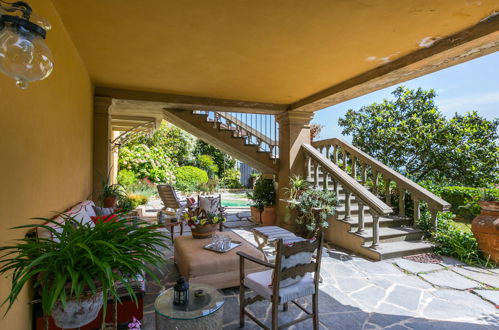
[261,206,276,226]
[250,206,262,224]
[471,201,499,264]
[52,291,103,329]
[191,223,219,239]
[103,196,117,208]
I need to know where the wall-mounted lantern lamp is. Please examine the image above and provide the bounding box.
[0,1,53,89]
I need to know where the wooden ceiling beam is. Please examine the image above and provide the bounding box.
[95,87,287,114]
[290,14,499,112]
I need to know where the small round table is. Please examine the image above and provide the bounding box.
[154,283,224,330]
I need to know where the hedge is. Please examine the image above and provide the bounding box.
[436,186,499,221]
[174,166,209,193]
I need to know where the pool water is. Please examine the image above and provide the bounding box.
[222,199,249,207]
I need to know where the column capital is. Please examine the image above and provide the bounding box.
[94,96,113,114]
[276,111,314,126]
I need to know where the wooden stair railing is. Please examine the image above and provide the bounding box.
[193,110,279,159]
[302,144,393,248]
[312,138,451,230]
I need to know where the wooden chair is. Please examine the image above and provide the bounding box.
[157,184,189,239]
[237,232,324,330]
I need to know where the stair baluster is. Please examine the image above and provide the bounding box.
[384,179,391,206]
[413,198,420,222]
[398,187,406,217]
[371,214,380,249]
[357,201,365,234]
[344,189,352,221]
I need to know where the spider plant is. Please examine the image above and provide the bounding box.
[0,214,168,322]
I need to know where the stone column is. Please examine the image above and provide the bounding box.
[92,97,113,202]
[276,111,313,230]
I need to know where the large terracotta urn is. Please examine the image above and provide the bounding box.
[471,201,499,264]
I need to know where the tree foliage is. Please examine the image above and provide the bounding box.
[122,121,195,166]
[338,87,499,186]
[193,140,236,178]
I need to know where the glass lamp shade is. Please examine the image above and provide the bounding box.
[0,24,53,89]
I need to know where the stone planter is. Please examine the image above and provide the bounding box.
[261,206,276,226]
[250,206,262,224]
[52,291,103,329]
[191,224,218,239]
[471,201,499,264]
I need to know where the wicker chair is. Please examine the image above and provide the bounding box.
[237,233,324,330]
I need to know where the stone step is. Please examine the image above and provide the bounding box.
[364,240,434,260]
[353,226,424,243]
[340,215,412,228]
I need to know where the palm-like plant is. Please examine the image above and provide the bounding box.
[0,215,168,322]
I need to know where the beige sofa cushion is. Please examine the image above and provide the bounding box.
[174,231,266,288]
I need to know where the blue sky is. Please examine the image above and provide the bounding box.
[313,52,499,141]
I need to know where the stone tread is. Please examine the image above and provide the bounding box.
[364,240,434,260]
[353,226,424,240]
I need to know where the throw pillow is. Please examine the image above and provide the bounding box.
[91,214,118,224]
[93,205,114,216]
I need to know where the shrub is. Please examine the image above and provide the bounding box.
[415,211,494,267]
[438,186,499,221]
[174,166,209,193]
[220,168,243,189]
[118,144,175,184]
[127,194,149,209]
[117,169,137,188]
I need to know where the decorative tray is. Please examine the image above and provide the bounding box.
[203,241,242,253]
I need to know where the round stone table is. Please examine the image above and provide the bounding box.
[155,283,224,330]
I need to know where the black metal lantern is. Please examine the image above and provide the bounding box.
[173,277,189,305]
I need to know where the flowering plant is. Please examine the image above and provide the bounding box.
[128,316,141,329]
[183,209,226,229]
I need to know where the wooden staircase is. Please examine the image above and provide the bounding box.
[163,109,278,174]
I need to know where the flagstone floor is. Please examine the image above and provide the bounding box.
[141,210,499,330]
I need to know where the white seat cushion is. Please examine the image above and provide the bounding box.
[254,226,297,241]
[82,200,96,217]
[244,270,315,303]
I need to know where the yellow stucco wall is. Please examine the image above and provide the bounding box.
[0,0,93,328]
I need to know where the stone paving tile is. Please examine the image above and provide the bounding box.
[319,311,370,330]
[431,290,497,313]
[404,319,491,329]
[384,285,422,311]
[419,270,481,289]
[422,297,493,322]
[438,256,465,267]
[394,258,444,274]
[350,285,386,310]
[375,302,417,317]
[452,267,499,288]
[474,290,499,306]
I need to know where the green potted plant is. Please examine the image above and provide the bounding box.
[288,188,337,238]
[471,188,499,264]
[247,177,276,226]
[285,175,310,200]
[0,215,168,328]
[100,181,126,208]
